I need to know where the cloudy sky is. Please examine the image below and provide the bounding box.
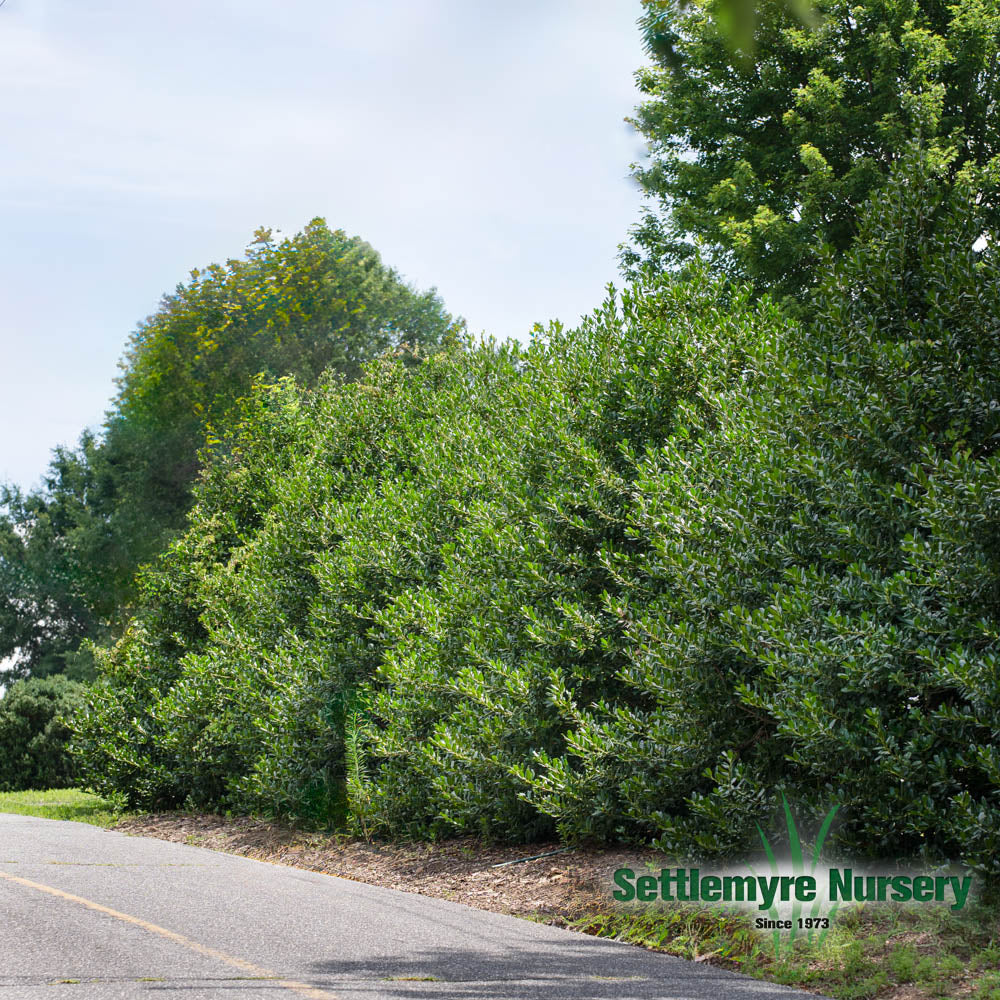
[1,0,648,492]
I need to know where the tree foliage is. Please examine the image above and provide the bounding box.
[0,435,119,679]
[0,221,458,679]
[109,220,457,540]
[627,0,1000,302]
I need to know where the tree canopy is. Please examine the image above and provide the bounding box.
[0,220,459,679]
[626,0,1000,302]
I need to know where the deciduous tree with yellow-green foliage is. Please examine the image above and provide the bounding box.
[626,0,1000,303]
[0,221,459,679]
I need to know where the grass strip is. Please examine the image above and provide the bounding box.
[0,788,128,828]
[569,898,1000,999]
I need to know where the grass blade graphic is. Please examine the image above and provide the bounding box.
[807,804,840,943]
[782,794,803,947]
[811,804,840,869]
[750,797,842,955]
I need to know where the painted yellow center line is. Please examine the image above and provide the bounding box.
[0,868,337,999]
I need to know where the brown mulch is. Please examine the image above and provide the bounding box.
[113,813,669,921]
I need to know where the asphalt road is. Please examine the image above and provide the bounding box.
[0,814,824,999]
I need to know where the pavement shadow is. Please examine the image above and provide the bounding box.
[305,934,808,999]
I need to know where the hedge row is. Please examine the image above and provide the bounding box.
[74,152,1000,872]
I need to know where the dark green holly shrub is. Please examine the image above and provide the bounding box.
[73,148,1000,874]
[0,676,86,791]
[73,270,777,828]
[519,149,1000,872]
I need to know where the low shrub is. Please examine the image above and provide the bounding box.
[0,675,85,791]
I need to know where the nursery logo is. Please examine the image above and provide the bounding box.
[612,796,973,955]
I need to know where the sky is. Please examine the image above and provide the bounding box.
[0,0,648,493]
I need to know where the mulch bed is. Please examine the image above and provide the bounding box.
[114,813,668,921]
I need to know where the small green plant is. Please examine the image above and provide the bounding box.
[915,953,963,989]
[976,972,1000,1000]
[569,906,766,966]
[972,946,1000,972]
[344,697,376,841]
[885,943,918,982]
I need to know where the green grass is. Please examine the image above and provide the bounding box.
[569,907,767,967]
[0,788,128,827]
[569,898,1000,999]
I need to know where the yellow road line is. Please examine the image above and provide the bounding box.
[0,868,337,999]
